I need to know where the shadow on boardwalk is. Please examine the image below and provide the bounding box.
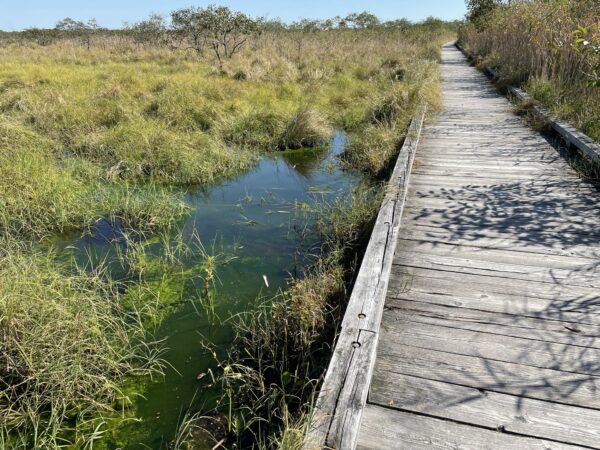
[358,43,600,449]
[390,175,600,415]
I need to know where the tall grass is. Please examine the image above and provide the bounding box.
[459,0,600,141]
[0,239,164,448]
[0,20,455,448]
[0,117,190,240]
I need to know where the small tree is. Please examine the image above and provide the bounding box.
[344,11,381,29]
[170,5,259,69]
[466,0,502,27]
[54,17,98,48]
[130,14,168,46]
[171,7,208,53]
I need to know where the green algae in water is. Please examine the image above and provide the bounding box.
[55,133,363,448]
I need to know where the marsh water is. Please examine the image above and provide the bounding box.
[55,133,363,448]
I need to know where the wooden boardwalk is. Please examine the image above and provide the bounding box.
[354,44,600,449]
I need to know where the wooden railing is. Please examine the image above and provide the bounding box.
[304,109,425,450]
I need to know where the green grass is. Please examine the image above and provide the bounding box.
[0,242,164,449]
[224,107,333,150]
[0,117,191,239]
[0,23,455,448]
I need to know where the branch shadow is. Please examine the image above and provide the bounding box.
[369,42,600,446]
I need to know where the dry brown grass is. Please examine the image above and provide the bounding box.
[459,0,600,141]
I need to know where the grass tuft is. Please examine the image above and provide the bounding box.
[278,108,333,150]
[0,243,165,449]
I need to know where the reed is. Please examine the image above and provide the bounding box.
[459,0,600,141]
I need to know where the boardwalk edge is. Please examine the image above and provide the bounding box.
[455,41,600,165]
[303,108,426,450]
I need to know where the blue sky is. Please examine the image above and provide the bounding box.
[1,1,467,31]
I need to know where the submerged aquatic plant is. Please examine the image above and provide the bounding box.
[192,183,383,448]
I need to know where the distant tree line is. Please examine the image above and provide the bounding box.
[0,5,461,66]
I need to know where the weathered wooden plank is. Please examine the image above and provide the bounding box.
[386,288,600,328]
[508,86,600,164]
[418,155,570,165]
[304,327,375,450]
[393,252,600,288]
[404,208,600,230]
[405,193,600,212]
[304,109,426,449]
[395,238,600,268]
[386,270,600,326]
[375,344,600,409]
[369,373,600,448]
[406,185,600,203]
[405,210,600,235]
[401,222,600,256]
[387,299,600,347]
[417,145,572,156]
[408,176,595,191]
[398,226,600,258]
[380,318,600,376]
[411,168,580,181]
[340,109,425,333]
[414,161,572,172]
[390,262,600,296]
[357,405,584,450]
[405,216,600,238]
